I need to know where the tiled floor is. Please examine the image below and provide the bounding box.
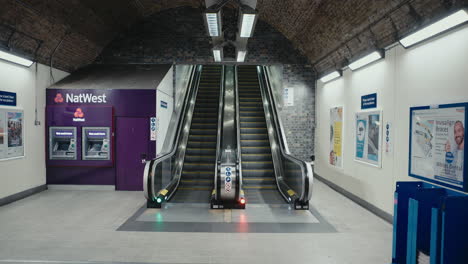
[0,180,392,264]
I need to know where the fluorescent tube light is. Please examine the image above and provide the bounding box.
[320,71,341,83]
[205,12,220,37]
[240,13,257,37]
[237,50,247,62]
[400,9,468,48]
[213,49,222,62]
[348,51,383,71]
[0,50,34,67]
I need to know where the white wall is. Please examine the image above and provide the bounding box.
[316,25,468,215]
[0,61,68,199]
[156,66,174,154]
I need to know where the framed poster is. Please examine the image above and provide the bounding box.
[409,103,467,191]
[0,108,24,161]
[330,106,343,167]
[355,110,382,167]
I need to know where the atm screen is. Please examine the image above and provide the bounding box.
[88,142,102,152]
[57,142,70,151]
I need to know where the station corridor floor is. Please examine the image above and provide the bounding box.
[0,180,392,264]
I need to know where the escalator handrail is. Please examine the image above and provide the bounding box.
[143,65,201,200]
[214,66,226,199]
[259,66,312,202]
[234,66,243,198]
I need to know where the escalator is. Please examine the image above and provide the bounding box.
[237,65,283,204]
[144,64,312,210]
[171,65,222,202]
[236,65,313,209]
[144,65,223,206]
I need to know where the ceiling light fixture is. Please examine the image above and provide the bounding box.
[205,11,222,37]
[348,51,384,71]
[240,13,257,37]
[213,48,222,62]
[400,9,468,48]
[320,71,342,83]
[0,50,34,67]
[237,50,247,62]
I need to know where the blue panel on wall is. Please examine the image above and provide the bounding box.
[0,90,17,106]
[361,93,377,109]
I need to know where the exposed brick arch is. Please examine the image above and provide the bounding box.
[0,0,465,74]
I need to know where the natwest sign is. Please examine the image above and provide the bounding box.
[54,92,107,104]
[66,93,107,103]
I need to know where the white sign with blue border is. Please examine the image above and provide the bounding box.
[409,103,467,191]
[150,117,156,141]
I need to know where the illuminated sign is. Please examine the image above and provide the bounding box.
[55,92,107,104]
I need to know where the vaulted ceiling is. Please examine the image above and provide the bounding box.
[0,0,466,74]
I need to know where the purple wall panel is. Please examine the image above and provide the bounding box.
[46,89,156,186]
[116,117,149,191]
[47,167,115,185]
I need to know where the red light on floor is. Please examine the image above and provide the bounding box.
[240,198,246,205]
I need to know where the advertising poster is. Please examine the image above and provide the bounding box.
[8,112,23,147]
[0,109,24,160]
[329,107,343,167]
[355,111,382,167]
[410,104,466,190]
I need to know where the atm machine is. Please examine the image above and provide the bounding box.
[49,127,77,160]
[82,127,111,160]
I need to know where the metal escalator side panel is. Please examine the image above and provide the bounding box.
[217,66,239,205]
[234,66,244,203]
[143,65,199,202]
[146,65,203,203]
[253,66,290,203]
[214,65,226,201]
[259,65,313,207]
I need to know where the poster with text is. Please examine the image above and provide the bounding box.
[329,107,343,167]
[410,104,466,190]
[0,109,24,160]
[355,111,382,167]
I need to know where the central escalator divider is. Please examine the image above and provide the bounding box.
[238,66,278,202]
[177,65,222,202]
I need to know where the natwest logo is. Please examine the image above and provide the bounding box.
[73,108,85,122]
[74,108,84,118]
[54,93,64,103]
[57,93,107,104]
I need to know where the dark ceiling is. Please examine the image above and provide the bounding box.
[0,0,466,74]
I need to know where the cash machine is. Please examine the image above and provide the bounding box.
[82,127,111,160]
[49,127,77,160]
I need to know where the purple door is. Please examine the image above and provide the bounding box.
[116,117,151,191]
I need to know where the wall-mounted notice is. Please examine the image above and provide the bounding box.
[160,101,168,109]
[284,87,294,107]
[355,110,382,167]
[150,117,156,141]
[361,93,377,109]
[385,122,392,154]
[0,108,24,160]
[329,106,343,167]
[409,103,467,191]
[0,91,17,106]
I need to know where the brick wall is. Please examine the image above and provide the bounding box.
[97,6,316,161]
[280,64,315,161]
